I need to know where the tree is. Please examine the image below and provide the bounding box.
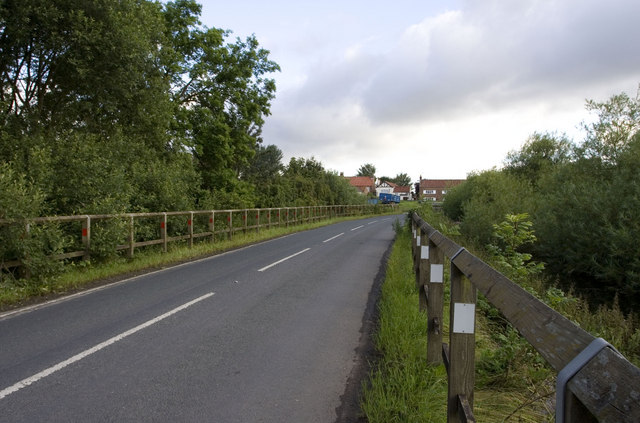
[357,163,376,178]
[504,132,573,185]
[392,173,411,186]
[0,0,170,144]
[163,0,280,190]
[578,88,640,164]
[242,144,284,184]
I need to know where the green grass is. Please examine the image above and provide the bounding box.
[361,220,555,422]
[361,226,448,423]
[0,211,399,310]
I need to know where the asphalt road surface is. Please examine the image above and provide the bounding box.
[0,215,402,422]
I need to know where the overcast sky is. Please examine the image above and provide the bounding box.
[200,0,640,182]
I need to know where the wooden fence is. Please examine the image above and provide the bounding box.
[0,204,396,271]
[410,211,640,423]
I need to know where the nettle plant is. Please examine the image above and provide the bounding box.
[486,213,544,280]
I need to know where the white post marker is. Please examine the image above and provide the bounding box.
[421,245,429,260]
[430,264,444,283]
[453,303,476,334]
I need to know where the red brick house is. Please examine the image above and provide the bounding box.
[418,178,465,202]
[346,176,376,195]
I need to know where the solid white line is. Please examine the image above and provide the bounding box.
[323,233,344,243]
[350,225,364,231]
[257,248,311,272]
[0,292,214,401]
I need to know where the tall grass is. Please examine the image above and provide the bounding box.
[361,225,448,422]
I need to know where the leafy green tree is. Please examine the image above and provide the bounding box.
[392,173,411,186]
[357,163,376,178]
[163,0,280,191]
[578,88,640,164]
[486,213,544,280]
[449,170,536,244]
[504,132,573,185]
[242,144,284,184]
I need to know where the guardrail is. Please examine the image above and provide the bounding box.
[410,211,640,423]
[0,204,396,272]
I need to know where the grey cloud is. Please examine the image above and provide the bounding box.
[358,0,640,124]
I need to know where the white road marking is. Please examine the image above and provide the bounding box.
[323,233,344,243]
[367,220,378,225]
[0,292,214,401]
[257,248,311,272]
[350,225,364,231]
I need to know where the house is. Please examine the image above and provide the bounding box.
[346,176,376,195]
[393,185,411,201]
[418,178,465,202]
[376,180,397,197]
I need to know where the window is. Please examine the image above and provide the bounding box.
[423,189,436,195]
[442,190,447,195]
[425,197,436,201]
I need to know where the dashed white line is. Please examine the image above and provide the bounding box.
[323,233,344,243]
[350,225,364,231]
[0,292,215,401]
[367,220,378,225]
[258,248,311,272]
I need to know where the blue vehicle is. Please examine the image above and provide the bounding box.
[379,193,400,204]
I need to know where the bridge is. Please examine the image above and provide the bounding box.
[410,211,640,422]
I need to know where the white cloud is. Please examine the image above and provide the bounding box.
[256,0,640,180]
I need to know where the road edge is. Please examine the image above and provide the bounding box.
[334,230,396,423]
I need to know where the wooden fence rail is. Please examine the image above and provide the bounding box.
[0,204,396,271]
[410,211,640,423]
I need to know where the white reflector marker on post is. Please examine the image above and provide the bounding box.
[430,264,443,283]
[453,303,476,334]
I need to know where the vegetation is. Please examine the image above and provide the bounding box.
[362,206,554,422]
[443,88,640,313]
[0,0,367,288]
[362,217,448,422]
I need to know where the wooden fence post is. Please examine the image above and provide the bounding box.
[209,211,215,242]
[448,261,477,423]
[228,211,233,239]
[413,223,421,289]
[161,213,168,253]
[128,215,135,258]
[426,237,444,365]
[188,212,194,248]
[82,215,91,261]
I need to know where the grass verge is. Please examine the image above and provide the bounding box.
[361,219,555,422]
[361,225,448,422]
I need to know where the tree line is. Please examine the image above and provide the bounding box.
[0,0,364,224]
[443,88,640,312]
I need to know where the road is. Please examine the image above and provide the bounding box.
[0,215,402,422]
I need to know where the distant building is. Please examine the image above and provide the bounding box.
[376,180,411,201]
[376,180,397,197]
[345,176,376,195]
[418,178,465,202]
[393,185,411,201]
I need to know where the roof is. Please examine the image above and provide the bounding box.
[393,186,411,193]
[378,180,398,188]
[420,179,465,188]
[346,176,375,187]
